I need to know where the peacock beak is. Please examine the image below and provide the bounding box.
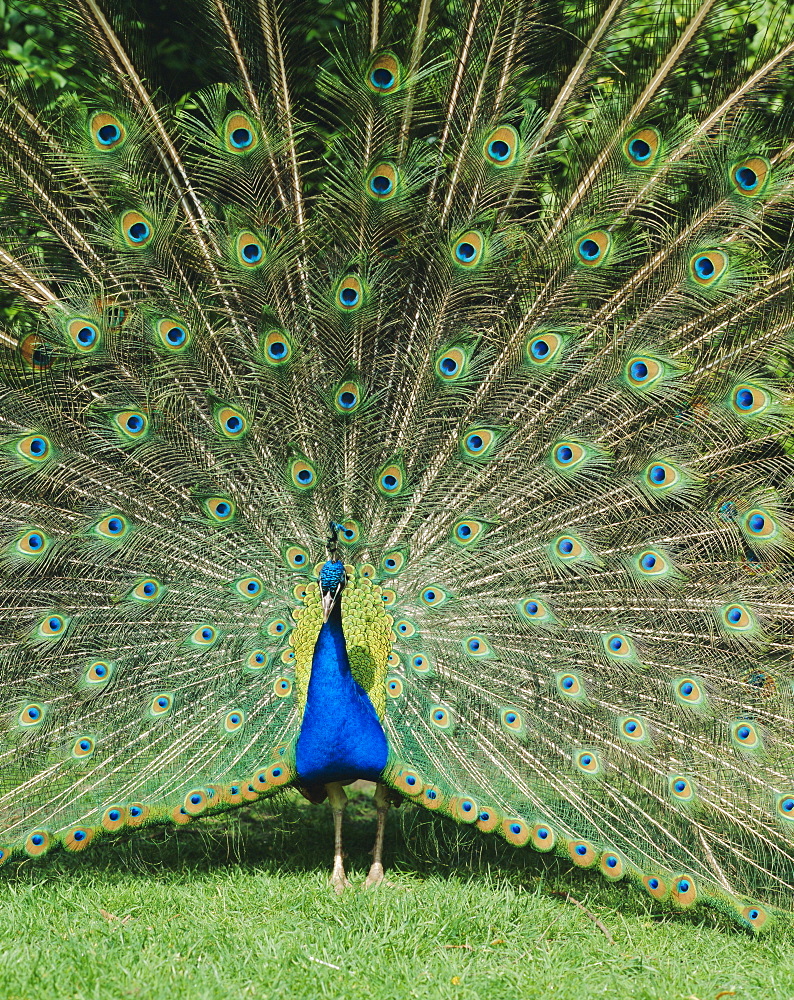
[321,584,342,622]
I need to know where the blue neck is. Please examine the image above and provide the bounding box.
[295,600,389,785]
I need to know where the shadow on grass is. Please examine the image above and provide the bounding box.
[3,785,743,932]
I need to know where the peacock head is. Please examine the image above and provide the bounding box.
[319,559,347,622]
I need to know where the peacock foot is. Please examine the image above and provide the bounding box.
[330,861,352,894]
[364,862,385,888]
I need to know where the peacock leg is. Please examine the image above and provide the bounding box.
[326,781,352,893]
[364,783,391,888]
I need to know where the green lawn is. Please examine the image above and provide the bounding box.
[3,786,792,999]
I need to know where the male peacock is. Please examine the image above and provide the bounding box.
[1,0,793,928]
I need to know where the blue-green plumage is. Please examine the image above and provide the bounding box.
[295,595,388,786]
[0,0,793,928]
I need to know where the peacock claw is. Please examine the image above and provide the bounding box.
[364,863,385,888]
[331,873,352,894]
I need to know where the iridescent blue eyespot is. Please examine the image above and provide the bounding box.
[231,127,253,149]
[579,238,600,260]
[242,243,262,263]
[340,287,359,306]
[628,138,651,161]
[694,255,714,279]
[488,139,510,161]
[371,67,394,89]
[456,242,476,263]
[128,221,150,243]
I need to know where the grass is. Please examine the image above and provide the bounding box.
[2,785,793,999]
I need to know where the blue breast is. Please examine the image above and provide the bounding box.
[295,601,389,784]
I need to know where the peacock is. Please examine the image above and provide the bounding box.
[1,0,793,930]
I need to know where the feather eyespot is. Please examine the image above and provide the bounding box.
[236,232,265,267]
[224,710,245,733]
[463,635,492,657]
[156,318,190,352]
[689,250,727,286]
[673,677,706,708]
[129,578,162,602]
[475,808,501,832]
[333,381,362,414]
[722,603,754,631]
[430,705,452,729]
[149,693,174,717]
[336,275,365,311]
[451,230,485,268]
[101,806,127,831]
[247,650,268,670]
[740,905,769,930]
[189,625,219,647]
[72,736,95,758]
[451,519,485,546]
[25,831,51,856]
[600,852,624,880]
[19,333,52,370]
[435,345,469,380]
[261,328,293,366]
[224,113,258,153]
[743,508,778,540]
[386,677,403,698]
[460,427,500,461]
[284,545,310,570]
[669,776,695,802]
[380,550,406,574]
[339,519,360,543]
[37,615,67,639]
[266,618,289,638]
[731,721,761,749]
[618,716,646,742]
[85,660,113,685]
[410,654,430,674]
[394,769,423,795]
[625,355,664,388]
[15,530,50,557]
[234,576,264,599]
[517,597,554,622]
[290,458,317,490]
[367,162,398,200]
[484,125,519,167]
[376,462,405,496]
[602,632,634,659]
[216,406,247,439]
[121,210,153,247]
[526,331,564,366]
[556,672,584,699]
[420,586,449,607]
[671,877,698,908]
[502,819,531,846]
[90,111,126,149]
[205,497,235,522]
[551,441,587,471]
[575,230,610,266]
[94,513,129,539]
[16,434,51,463]
[64,827,95,851]
[775,794,794,821]
[730,383,770,416]
[500,708,524,733]
[19,703,45,727]
[634,549,669,577]
[552,534,585,560]
[574,750,600,774]
[623,126,660,167]
[643,461,680,490]
[274,676,292,697]
[729,156,770,197]
[531,823,556,851]
[643,875,668,900]
[568,841,597,867]
[450,796,478,822]
[367,53,401,93]
[66,318,101,353]
[114,410,148,440]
